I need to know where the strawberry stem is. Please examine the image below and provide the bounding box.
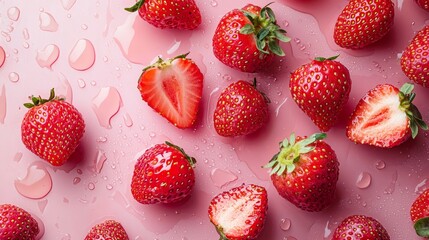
[165,141,196,167]
[125,0,145,12]
[398,83,428,138]
[23,88,63,108]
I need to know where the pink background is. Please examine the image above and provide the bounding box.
[1,0,429,239]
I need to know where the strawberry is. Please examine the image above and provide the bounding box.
[21,89,85,166]
[264,133,339,212]
[0,204,39,240]
[212,4,290,72]
[289,56,351,132]
[346,83,427,148]
[125,0,201,30]
[213,79,269,137]
[334,0,394,49]
[410,189,429,238]
[416,0,429,11]
[131,141,196,204]
[401,25,429,87]
[137,53,203,129]
[85,220,129,240]
[208,184,268,240]
[332,215,390,240]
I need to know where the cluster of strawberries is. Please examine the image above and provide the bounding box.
[2,0,429,239]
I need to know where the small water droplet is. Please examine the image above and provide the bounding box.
[362,201,367,207]
[210,168,238,188]
[356,172,371,189]
[384,170,398,194]
[88,182,95,190]
[123,113,133,127]
[81,24,88,30]
[94,150,107,174]
[36,44,60,69]
[73,177,81,185]
[15,163,53,199]
[90,81,97,86]
[77,78,86,88]
[415,179,427,194]
[92,87,122,128]
[61,0,77,10]
[38,199,48,213]
[22,28,30,40]
[222,74,232,81]
[61,233,71,240]
[97,136,107,143]
[283,20,289,27]
[77,169,83,174]
[106,184,113,190]
[7,7,20,21]
[23,42,30,49]
[210,0,218,7]
[39,12,59,32]
[103,56,109,62]
[8,72,19,82]
[13,152,23,162]
[375,160,386,170]
[293,38,301,44]
[63,197,69,203]
[69,38,96,71]
[280,218,291,231]
[149,132,156,138]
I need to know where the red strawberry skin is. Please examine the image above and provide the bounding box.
[416,0,429,11]
[289,57,351,131]
[213,80,269,137]
[126,0,201,30]
[85,220,129,240]
[131,142,196,204]
[411,189,429,223]
[21,97,85,166]
[334,0,394,49]
[332,215,390,240]
[208,184,268,240]
[401,26,429,87]
[0,204,39,240]
[269,135,339,212]
[138,54,203,129]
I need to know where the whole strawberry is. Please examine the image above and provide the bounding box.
[213,79,269,137]
[347,83,427,148]
[21,89,85,166]
[0,204,40,240]
[213,4,290,72]
[416,0,429,11]
[131,142,196,204]
[85,220,129,240]
[401,26,429,87]
[138,53,203,129]
[125,0,201,30]
[208,184,268,240]
[332,215,390,240]
[289,56,351,131]
[334,0,394,49]
[264,133,339,212]
[410,189,429,238]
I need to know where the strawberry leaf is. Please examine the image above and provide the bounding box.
[400,82,414,95]
[165,141,196,167]
[268,41,285,56]
[125,0,145,12]
[275,31,291,43]
[23,103,34,108]
[256,40,269,54]
[240,24,255,34]
[414,217,429,237]
[258,28,270,42]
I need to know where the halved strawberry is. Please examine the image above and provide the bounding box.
[138,53,203,128]
[346,83,427,148]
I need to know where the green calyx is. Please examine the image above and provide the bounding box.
[165,141,196,167]
[142,52,190,72]
[125,0,145,12]
[23,88,63,108]
[414,216,429,237]
[314,55,339,62]
[239,3,290,57]
[263,133,326,175]
[398,83,428,139]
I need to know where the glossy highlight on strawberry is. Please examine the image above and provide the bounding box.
[0,204,40,240]
[85,220,129,240]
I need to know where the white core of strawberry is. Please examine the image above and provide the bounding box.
[215,197,256,235]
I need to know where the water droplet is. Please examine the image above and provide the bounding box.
[88,182,95,190]
[324,221,332,238]
[384,170,398,194]
[222,74,232,81]
[415,179,427,194]
[167,40,181,55]
[36,44,60,69]
[97,136,107,143]
[149,132,156,138]
[210,0,218,7]
[23,28,30,40]
[73,177,81,185]
[8,72,19,82]
[293,38,301,44]
[38,199,48,213]
[356,172,371,189]
[69,39,96,71]
[61,233,71,240]
[90,81,96,86]
[280,218,291,231]
[14,163,53,199]
[94,150,107,173]
[39,12,59,32]
[0,47,5,68]
[283,20,289,27]
[210,168,238,188]
[7,7,20,21]
[2,32,11,42]
[81,24,88,30]
[61,0,77,10]
[13,152,23,162]
[375,160,386,170]
[106,184,113,190]
[92,87,122,128]
[23,42,30,49]
[123,113,133,127]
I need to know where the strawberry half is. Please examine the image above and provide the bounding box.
[125,0,201,30]
[0,204,40,240]
[213,79,269,137]
[334,0,394,49]
[332,215,390,240]
[264,133,339,212]
[138,53,203,129]
[410,189,429,238]
[289,56,351,131]
[131,141,196,204]
[401,25,429,87]
[208,184,268,240]
[416,0,429,11]
[346,83,427,148]
[21,89,85,166]
[85,220,129,240]
[212,4,290,72]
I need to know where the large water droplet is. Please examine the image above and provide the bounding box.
[36,44,59,69]
[123,113,133,127]
[384,170,398,194]
[356,172,371,189]
[280,218,291,231]
[7,7,20,21]
[210,168,238,188]
[94,150,107,173]
[60,0,77,10]
[8,72,19,82]
[0,85,6,124]
[39,12,58,32]
[0,46,5,68]
[69,39,95,71]
[415,179,428,194]
[14,163,53,199]
[92,87,122,128]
